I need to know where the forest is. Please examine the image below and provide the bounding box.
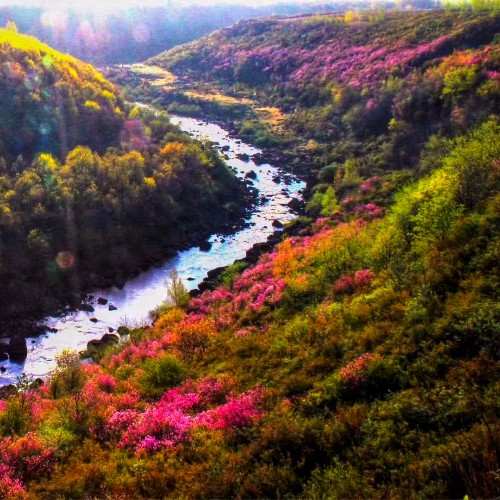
[0,6,499,499]
[0,27,247,323]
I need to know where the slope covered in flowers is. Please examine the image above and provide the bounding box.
[146,10,499,166]
[152,10,499,91]
[0,115,498,497]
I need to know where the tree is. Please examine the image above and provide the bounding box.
[166,269,190,308]
[5,21,18,33]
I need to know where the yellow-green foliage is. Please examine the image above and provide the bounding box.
[0,28,124,160]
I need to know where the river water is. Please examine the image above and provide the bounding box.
[0,116,305,386]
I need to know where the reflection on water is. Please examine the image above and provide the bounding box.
[1,116,305,386]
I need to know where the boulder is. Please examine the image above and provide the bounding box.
[79,303,95,313]
[245,170,257,180]
[117,326,130,337]
[0,384,16,399]
[101,333,119,344]
[97,297,108,305]
[288,197,303,213]
[199,240,212,252]
[87,339,102,349]
[272,219,284,229]
[90,317,98,323]
[33,378,44,388]
[86,333,119,351]
[108,304,117,311]
[7,337,27,362]
[237,153,250,162]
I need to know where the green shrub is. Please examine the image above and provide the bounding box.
[138,354,188,399]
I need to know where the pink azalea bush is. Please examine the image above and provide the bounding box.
[189,254,286,326]
[0,433,56,483]
[334,269,374,294]
[353,203,383,218]
[359,175,382,193]
[0,465,26,498]
[104,376,266,455]
[340,353,382,388]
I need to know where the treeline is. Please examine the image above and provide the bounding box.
[0,106,243,322]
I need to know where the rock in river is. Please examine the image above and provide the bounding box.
[7,337,28,362]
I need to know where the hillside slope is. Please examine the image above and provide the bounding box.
[0,28,124,162]
[0,3,368,65]
[146,10,499,172]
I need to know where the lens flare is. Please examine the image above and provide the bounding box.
[56,251,75,270]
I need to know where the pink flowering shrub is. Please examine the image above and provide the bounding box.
[194,388,266,430]
[189,254,286,326]
[104,376,265,455]
[359,175,382,193]
[95,374,118,393]
[353,203,383,218]
[340,353,382,388]
[0,465,26,498]
[354,269,374,287]
[341,195,359,209]
[334,269,374,294]
[0,433,56,483]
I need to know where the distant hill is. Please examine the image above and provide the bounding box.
[0,3,399,65]
[0,27,124,161]
[151,10,498,95]
[149,10,499,167]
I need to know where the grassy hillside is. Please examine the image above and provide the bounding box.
[0,10,499,499]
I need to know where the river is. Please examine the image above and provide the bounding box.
[0,115,305,386]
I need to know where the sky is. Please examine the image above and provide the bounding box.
[0,0,330,10]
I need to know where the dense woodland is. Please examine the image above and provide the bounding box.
[0,28,246,322]
[0,8,499,499]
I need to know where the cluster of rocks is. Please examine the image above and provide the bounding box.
[0,337,28,363]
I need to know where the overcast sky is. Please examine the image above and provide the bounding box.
[0,0,337,9]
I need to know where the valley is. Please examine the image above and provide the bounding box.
[0,5,498,499]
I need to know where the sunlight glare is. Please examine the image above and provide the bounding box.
[40,9,68,30]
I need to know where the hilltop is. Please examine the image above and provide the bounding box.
[0,27,124,162]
